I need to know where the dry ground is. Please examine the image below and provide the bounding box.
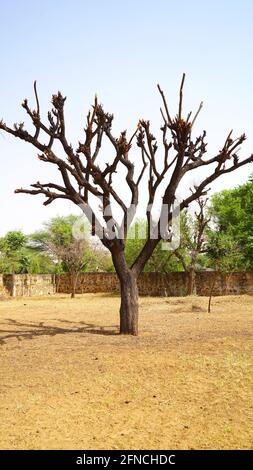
[0,293,253,450]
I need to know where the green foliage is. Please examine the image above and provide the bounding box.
[85,244,113,272]
[22,249,55,274]
[2,176,251,277]
[165,207,209,272]
[0,231,28,273]
[206,231,245,272]
[171,210,194,269]
[31,215,86,249]
[30,215,87,273]
[0,216,112,274]
[3,231,27,252]
[210,177,253,268]
[30,215,111,273]
[125,221,182,272]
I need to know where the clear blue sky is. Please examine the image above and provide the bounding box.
[1,0,253,235]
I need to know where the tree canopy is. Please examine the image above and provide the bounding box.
[1,76,253,334]
[210,176,253,269]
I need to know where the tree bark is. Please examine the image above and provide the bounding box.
[208,274,217,313]
[111,242,139,335]
[187,268,196,295]
[11,273,16,298]
[55,274,61,294]
[119,272,139,335]
[70,272,78,299]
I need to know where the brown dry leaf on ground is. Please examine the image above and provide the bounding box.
[0,294,253,450]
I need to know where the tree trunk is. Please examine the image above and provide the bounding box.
[70,272,78,299]
[187,268,196,295]
[11,273,16,298]
[208,274,217,313]
[110,242,139,335]
[55,274,61,294]
[119,272,139,335]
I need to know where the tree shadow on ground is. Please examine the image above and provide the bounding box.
[0,318,119,345]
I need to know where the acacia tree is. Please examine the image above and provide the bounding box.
[1,75,253,334]
[31,215,91,297]
[52,240,88,298]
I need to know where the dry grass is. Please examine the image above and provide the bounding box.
[0,293,253,450]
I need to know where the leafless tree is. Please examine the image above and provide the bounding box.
[1,75,253,334]
[49,239,87,298]
[174,197,210,295]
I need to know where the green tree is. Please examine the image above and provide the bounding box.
[0,230,55,274]
[172,199,210,294]
[31,215,89,297]
[125,220,182,273]
[30,215,113,294]
[206,232,245,312]
[210,177,253,268]
[0,230,27,273]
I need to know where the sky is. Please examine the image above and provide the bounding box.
[1,0,253,235]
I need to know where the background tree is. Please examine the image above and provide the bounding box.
[125,220,182,273]
[1,76,253,334]
[0,230,27,273]
[210,177,253,269]
[173,198,210,294]
[0,230,29,297]
[88,240,113,272]
[31,215,90,297]
[206,232,245,312]
[53,240,88,298]
[0,229,58,275]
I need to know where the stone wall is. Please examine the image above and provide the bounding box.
[196,271,253,296]
[56,271,253,297]
[0,275,8,297]
[0,274,55,297]
[1,271,253,298]
[56,272,190,296]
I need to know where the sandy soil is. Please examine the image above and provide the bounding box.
[0,293,252,449]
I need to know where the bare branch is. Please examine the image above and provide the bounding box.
[157,84,172,125]
[178,73,186,120]
[191,101,203,128]
[1,77,253,279]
